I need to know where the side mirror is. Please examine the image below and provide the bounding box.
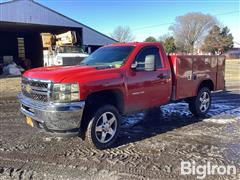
[144,55,155,71]
[131,61,138,69]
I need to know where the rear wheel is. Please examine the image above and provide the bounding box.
[188,87,211,117]
[84,105,120,149]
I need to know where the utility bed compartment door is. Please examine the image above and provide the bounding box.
[176,56,194,99]
[192,56,218,91]
[170,55,224,101]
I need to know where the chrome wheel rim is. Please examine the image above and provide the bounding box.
[95,112,117,143]
[199,92,210,112]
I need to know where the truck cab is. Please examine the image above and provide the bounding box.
[42,31,88,67]
[18,42,225,149]
[43,46,88,66]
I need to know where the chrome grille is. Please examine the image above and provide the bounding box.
[21,77,51,103]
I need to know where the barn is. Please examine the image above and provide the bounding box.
[0,0,116,69]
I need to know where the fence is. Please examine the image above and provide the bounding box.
[225,59,240,91]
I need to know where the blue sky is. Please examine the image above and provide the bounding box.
[3,0,240,46]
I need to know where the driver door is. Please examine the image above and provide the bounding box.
[126,46,171,112]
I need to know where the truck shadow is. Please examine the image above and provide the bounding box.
[115,90,240,148]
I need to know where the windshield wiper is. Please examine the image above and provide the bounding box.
[95,64,115,69]
[79,62,89,66]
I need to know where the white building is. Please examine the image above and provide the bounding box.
[0,0,117,67]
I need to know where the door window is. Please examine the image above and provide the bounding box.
[133,47,162,70]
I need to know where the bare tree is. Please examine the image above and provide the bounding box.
[110,26,135,42]
[169,12,217,54]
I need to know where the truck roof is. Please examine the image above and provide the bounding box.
[106,42,162,47]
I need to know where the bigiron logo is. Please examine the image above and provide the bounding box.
[180,160,237,179]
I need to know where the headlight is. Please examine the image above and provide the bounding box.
[52,83,80,103]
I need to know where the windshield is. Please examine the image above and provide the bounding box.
[57,46,84,53]
[81,46,134,68]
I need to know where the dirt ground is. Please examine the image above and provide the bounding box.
[0,77,240,179]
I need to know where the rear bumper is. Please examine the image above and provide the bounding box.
[18,93,85,136]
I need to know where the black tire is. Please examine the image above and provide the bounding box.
[188,87,211,117]
[84,105,120,149]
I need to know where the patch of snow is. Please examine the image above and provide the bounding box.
[161,103,191,116]
[204,107,240,124]
[121,101,240,127]
[209,104,236,116]
[210,107,240,118]
[121,112,144,128]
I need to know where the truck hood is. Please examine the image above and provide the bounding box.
[23,65,123,83]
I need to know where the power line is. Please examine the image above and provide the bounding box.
[132,10,240,31]
[214,10,240,16]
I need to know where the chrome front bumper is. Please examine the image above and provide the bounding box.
[18,93,85,134]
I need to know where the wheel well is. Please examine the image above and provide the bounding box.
[198,80,214,92]
[80,90,124,133]
[84,90,124,114]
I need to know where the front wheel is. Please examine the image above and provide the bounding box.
[84,105,120,149]
[188,87,211,117]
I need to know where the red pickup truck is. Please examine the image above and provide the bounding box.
[18,42,225,149]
